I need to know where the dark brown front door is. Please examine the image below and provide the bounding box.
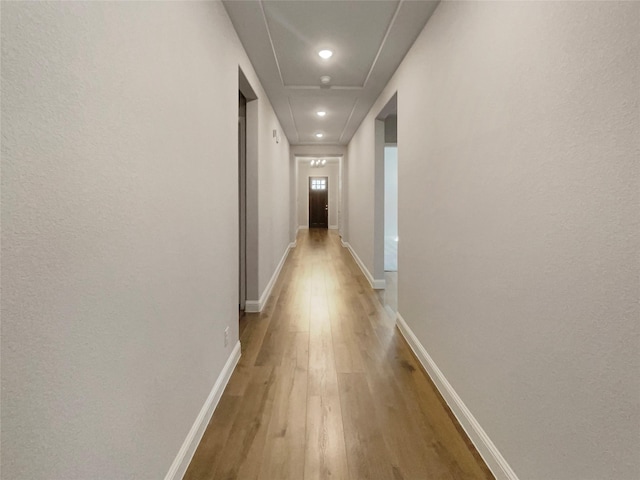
[309,177,328,228]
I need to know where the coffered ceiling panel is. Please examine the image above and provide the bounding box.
[290,94,358,144]
[223,0,439,146]
[263,1,398,87]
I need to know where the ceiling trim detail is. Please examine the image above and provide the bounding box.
[287,97,300,143]
[295,155,343,160]
[363,0,404,88]
[285,85,363,91]
[339,99,359,144]
[259,0,285,86]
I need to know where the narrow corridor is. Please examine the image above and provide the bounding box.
[185,230,492,480]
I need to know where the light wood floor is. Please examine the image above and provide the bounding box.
[184,229,493,480]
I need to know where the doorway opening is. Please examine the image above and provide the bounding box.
[383,141,398,314]
[309,176,329,229]
[239,92,247,312]
[374,94,398,313]
[384,140,398,273]
[239,67,259,321]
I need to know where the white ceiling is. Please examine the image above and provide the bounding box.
[223,0,439,146]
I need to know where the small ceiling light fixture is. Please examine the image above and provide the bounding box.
[315,133,324,138]
[320,75,331,85]
[310,158,327,168]
[318,49,333,59]
[316,111,327,117]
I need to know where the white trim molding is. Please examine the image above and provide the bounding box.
[395,313,519,480]
[245,243,294,313]
[244,300,261,313]
[342,241,385,290]
[329,225,339,230]
[164,341,241,480]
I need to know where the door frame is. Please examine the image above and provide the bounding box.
[238,92,247,311]
[373,92,398,290]
[239,68,260,312]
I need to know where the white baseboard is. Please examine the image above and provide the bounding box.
[329,225,338,230]
[395,313,519,480]
[245,243,293,313]
[164,341,241,480]
[244,300,261,313]
[341,241,385,290]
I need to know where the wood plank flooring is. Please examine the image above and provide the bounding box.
[185,229,493,480]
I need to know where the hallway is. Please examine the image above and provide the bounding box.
[184,230,492,480]
[3,2,638,478]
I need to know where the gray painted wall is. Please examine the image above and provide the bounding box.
[346,125,375,274]
[1,2,290,478]
[256,106,291,299]
[346,1,639,478]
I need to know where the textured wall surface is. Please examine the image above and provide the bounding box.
[347,1,639,478]
[1,2,289,478]
[256,101,291,299]
[346,123,376,271]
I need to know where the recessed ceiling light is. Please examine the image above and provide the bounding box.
[318,49,333,59]
[316,111,327,117]
[315,133,324,138]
